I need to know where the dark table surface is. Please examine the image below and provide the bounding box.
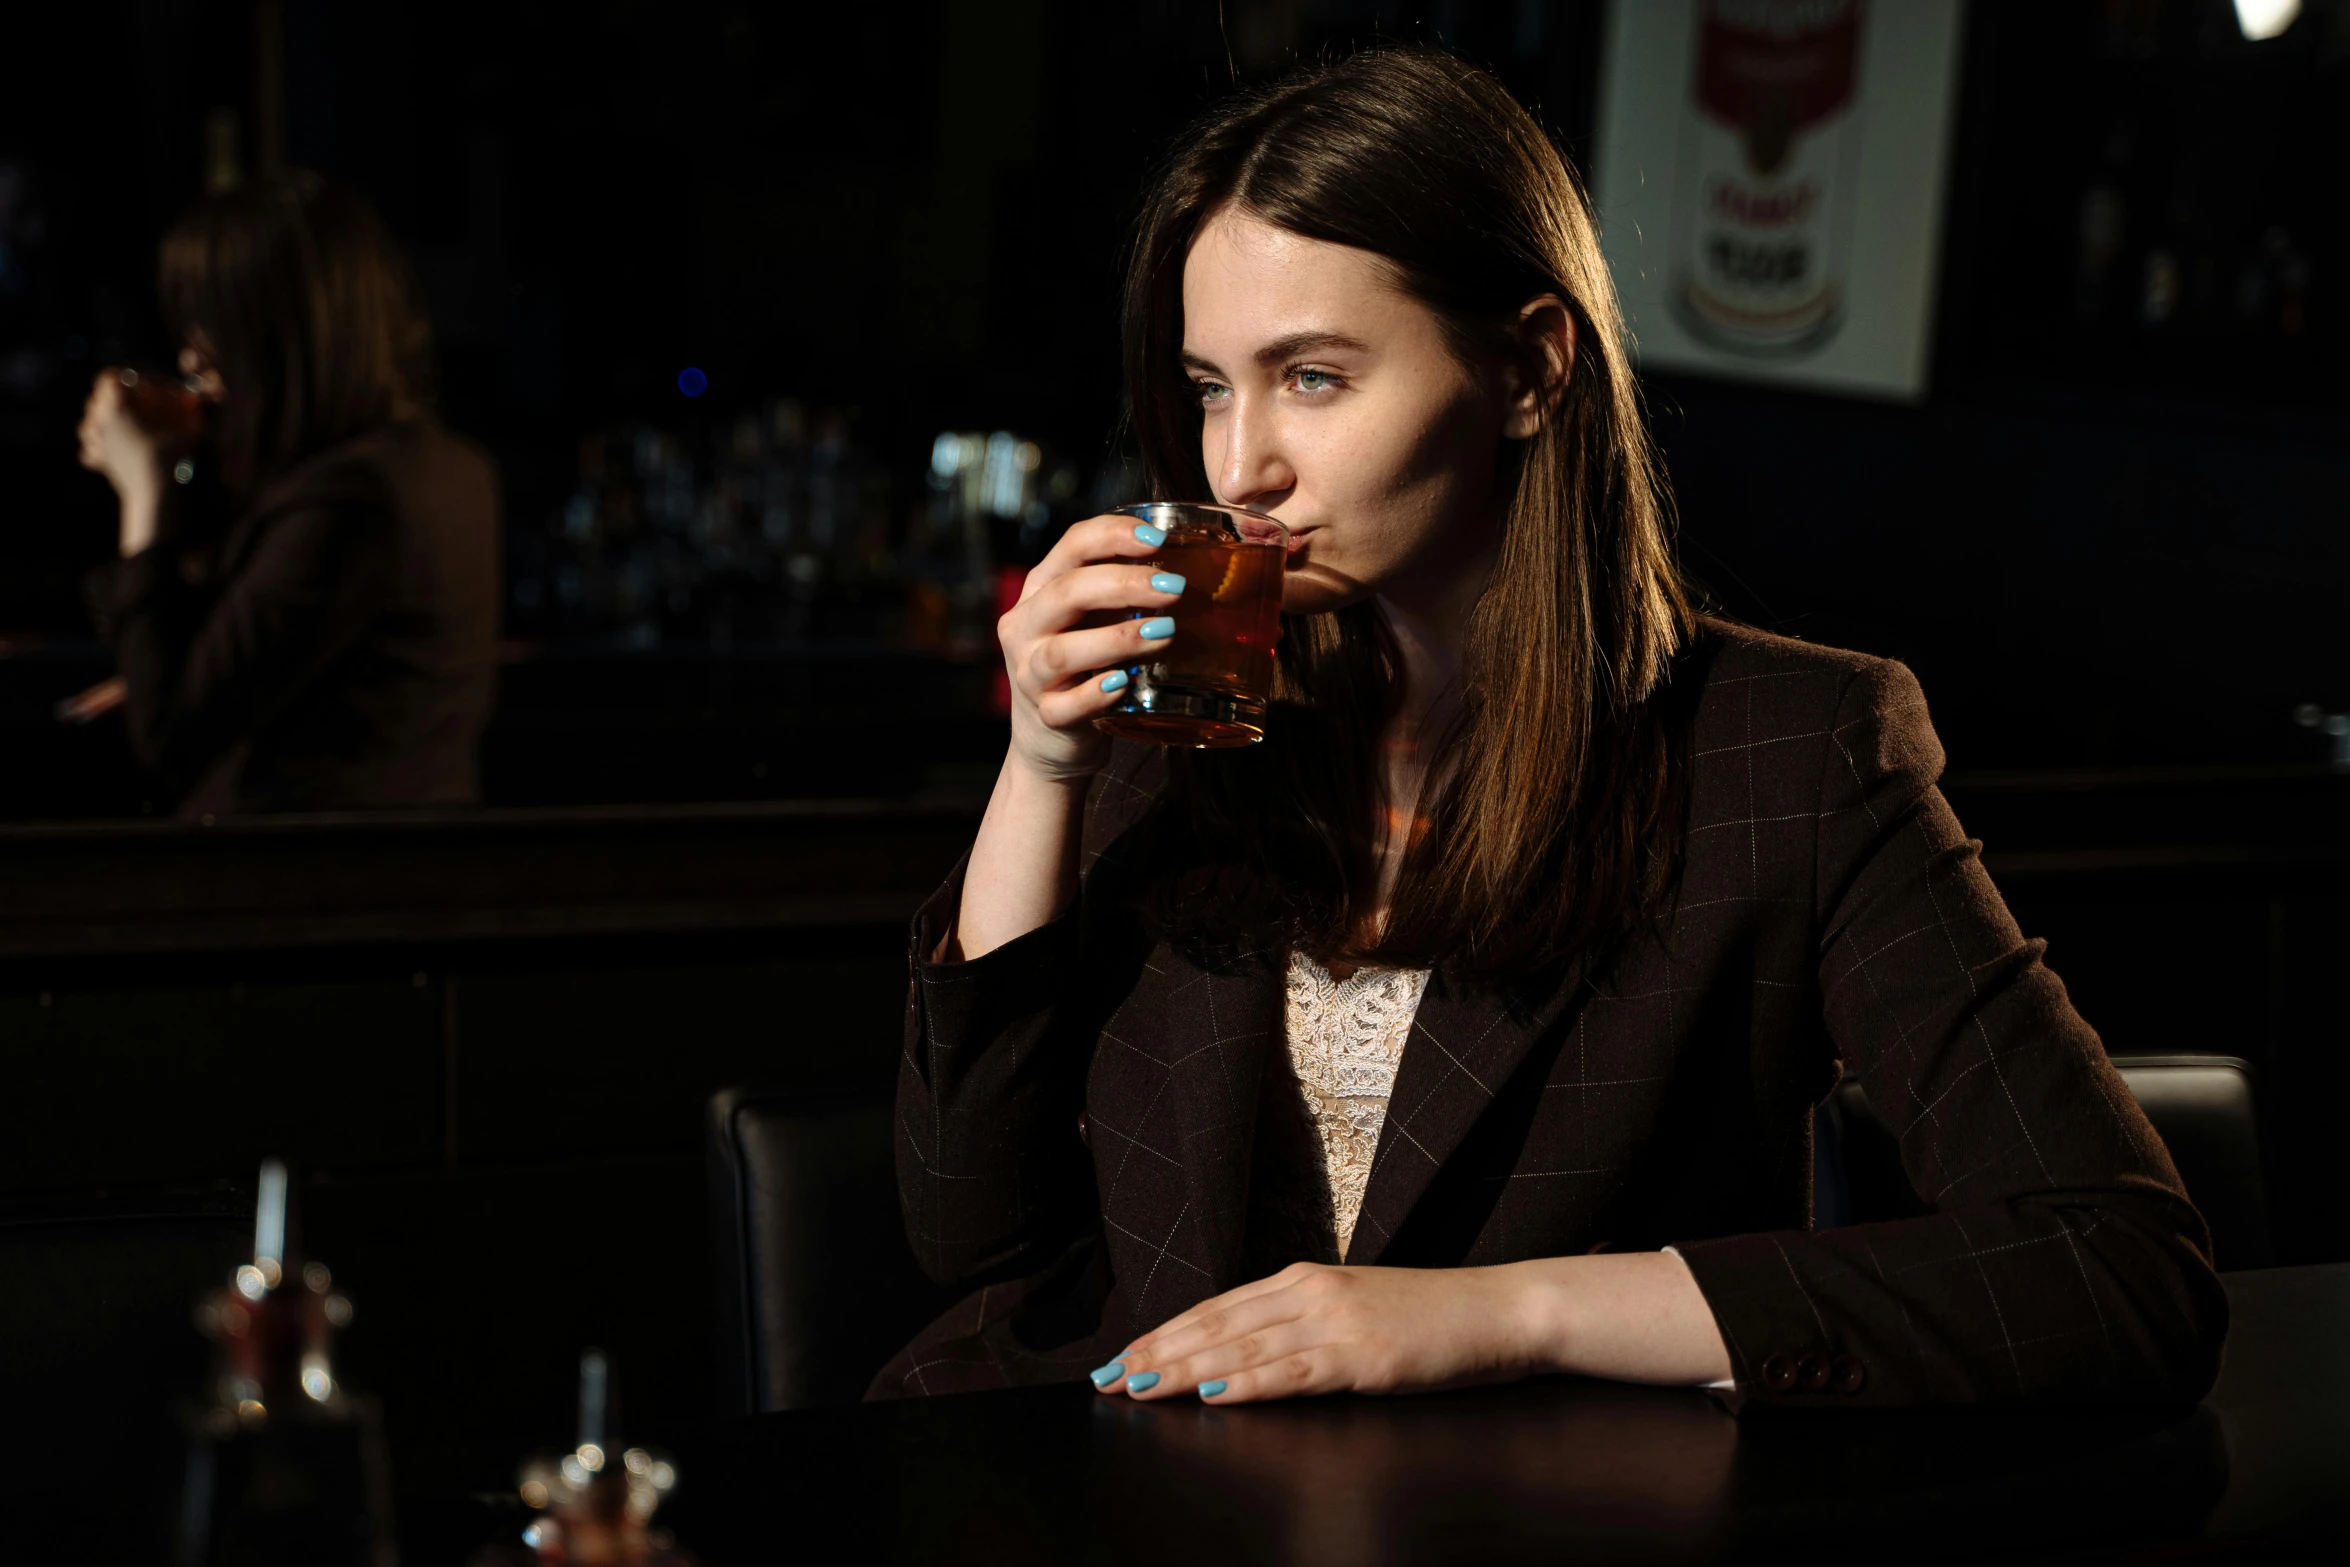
[654,1264,2350,1565]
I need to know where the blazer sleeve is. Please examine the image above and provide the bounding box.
[1674,659,2229,1409]
[894,744,1168,1292]
[100,471,399,799]
[895,854,1096,1290]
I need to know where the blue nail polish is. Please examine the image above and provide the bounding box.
[1198,1380,1228,1398]
[1150,571,1186,595]
[1137,617,1175,642]
[1099,669,1129,693]
[1133,522,1167,546]
[1126,1371,1161,1392]
[1089,1362,1126,1387]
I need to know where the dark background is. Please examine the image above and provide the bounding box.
[5,0,2342,806]
[0,2,2344,1559]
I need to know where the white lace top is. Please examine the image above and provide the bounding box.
[1244,949,1432,1267]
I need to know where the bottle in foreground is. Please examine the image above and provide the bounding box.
[181,1157,394,1566]
[513,1348,688,1565]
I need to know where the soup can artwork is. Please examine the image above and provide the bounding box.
[1672,0,1868,355]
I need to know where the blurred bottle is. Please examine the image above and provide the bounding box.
[513,1349,684,1565]
[908,429,1068,660]
[908,432,992,655]
[534,401,901,650]
[2294,704,2350,771]
[2265,226,2312,336]
[2074,122,2133,327]
[180,1159,392,1567]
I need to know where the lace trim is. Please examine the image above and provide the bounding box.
[1260,949,1431,1261]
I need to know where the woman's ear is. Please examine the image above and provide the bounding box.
[1501,295,1576,440]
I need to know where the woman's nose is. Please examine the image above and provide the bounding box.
[1212,397,1295,511]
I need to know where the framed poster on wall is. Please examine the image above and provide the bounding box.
[1591,0,1966,401]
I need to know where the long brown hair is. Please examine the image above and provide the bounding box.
[1122,47,1695,986]
[159,171,433,497]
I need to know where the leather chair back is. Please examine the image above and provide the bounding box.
[2109,1055,2275,1270]
[706,1088,946,1413]
[1816,1054,2273,1270]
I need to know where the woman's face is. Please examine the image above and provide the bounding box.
[1180,207,1513,616]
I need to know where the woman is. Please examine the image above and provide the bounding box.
[880,49,2224,1409]
[75,172,498,815]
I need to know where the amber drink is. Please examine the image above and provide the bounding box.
[116,366,206,441]
[1094,502,1288,748]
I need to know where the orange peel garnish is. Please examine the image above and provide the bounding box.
[1210,548,1248,603]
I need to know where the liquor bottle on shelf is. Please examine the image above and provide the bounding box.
[2074,123,2133,328]
[2265,226,2312,337]
[532,396,910,652]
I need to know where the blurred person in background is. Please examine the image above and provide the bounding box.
[74,171,498,815]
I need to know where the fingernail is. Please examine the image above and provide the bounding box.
[1198,1380,1228,1398]
[1133,522,1167,546]
[1137,617,1175,642]
[1150,571,1186,595]
[1098,670,1129,693]
[1126,1371,1161,1392]
[1089,1362,1126,1388]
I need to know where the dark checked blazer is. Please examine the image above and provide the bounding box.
[874,619,2228,1409]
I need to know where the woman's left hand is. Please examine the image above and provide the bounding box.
[1095,1262,1539,1404]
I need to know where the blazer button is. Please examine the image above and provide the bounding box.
[1797,1353,1831,1391]
[1762,1353,1796,1392]
[1831,1356,1866,1395]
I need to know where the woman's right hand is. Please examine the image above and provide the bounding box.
[999,513,1186,785]
[77,371,166,496]
[77,371,175,556]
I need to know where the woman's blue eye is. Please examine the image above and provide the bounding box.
[1196,381,1229,404]
[1295,369,1332,392]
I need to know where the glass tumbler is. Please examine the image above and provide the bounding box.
[116,366,207,442]
[1092,502,1288,748]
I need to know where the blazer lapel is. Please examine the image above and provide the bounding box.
[1156,943,1283,1289]
[1345,961,1589,1265]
